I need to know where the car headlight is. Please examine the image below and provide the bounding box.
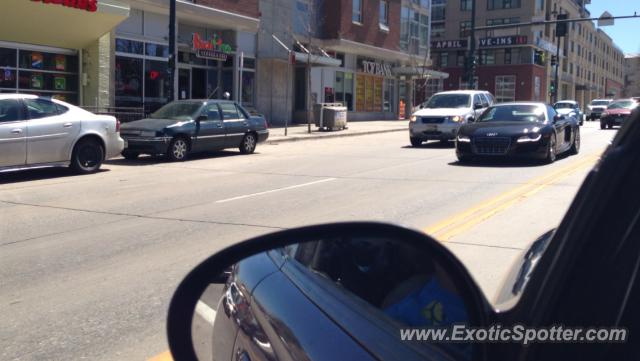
[140,131,157,137]
[449,115,463,122]
[457,135,471,143]
[410,115,418,122]
[517,134,542,143]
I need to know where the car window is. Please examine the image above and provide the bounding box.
[236,104,249,119]
[24,98,59,120]
[55,104,69,115]
[473,94,483,107]
[204,104,221,120]
[0,99,24,122]
[484,92,495,105]
[478,105,547,122]
[219,103,240,120]
[424,94,471,109]
[480,94,490,107]
[546,105,557,121]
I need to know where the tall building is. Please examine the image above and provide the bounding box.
[429,0,626,105]
[623,54,640,98]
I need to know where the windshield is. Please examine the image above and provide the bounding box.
[554,103,575,109]
[150,102,203,120]
[478,105,546,123]
[591,100,610,106]
[423,94,471,109]
[607,101,636,110]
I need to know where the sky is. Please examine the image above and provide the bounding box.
[586,0,640,55]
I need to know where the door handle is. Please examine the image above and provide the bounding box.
[11,128,22,134]
[63,122,73,128]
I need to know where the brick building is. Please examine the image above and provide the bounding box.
[623,54,640,98]
[428,0,626,107]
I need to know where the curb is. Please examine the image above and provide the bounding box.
[265,127,407,144]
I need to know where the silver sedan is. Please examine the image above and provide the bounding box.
[0,94,124,174]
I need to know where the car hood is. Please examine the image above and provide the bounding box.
[605,108,633,115]
[121,118,187,131]
[412,108,471,117]
[460,121,545,137]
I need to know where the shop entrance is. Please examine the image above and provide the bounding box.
[177,67,209,100]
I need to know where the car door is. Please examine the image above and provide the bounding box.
[192,102,225,151]
[25,98,80,164]
[0,98,27,167]
[472,94,485,119]
[220,102,248,148]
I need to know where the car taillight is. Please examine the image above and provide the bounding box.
[116,119,121,132]
[264,118,269,129]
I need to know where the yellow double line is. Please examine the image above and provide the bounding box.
[424,153,600,241]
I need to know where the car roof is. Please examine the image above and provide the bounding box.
[491,102,547,107]
[0,93,39,100]
[591,99,612,102]
[555,100,578,104]
[434,90,490,95]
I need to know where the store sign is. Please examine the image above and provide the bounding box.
[30,0,98,12]
[361,61,392,77]
[431,40,468,49]
[479,35,527,47]
[534,37,556,53]
[192,33,232,61]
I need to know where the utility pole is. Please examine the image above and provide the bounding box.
[553,13,567,103]
[167,0,176,102]
[468,0,477,90]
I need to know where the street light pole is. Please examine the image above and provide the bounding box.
[167,0,176,102]
[468,0,477,90]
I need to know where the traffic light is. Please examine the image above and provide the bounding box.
[549,82,556,94]
[550,55,558,66]
[556,14,568,37]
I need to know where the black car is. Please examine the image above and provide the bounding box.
[455,102,580,164]
[119,100,269,161]
[166,109,640,361]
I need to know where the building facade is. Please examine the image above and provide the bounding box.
[623,55,640,98]
[428,0,626,106]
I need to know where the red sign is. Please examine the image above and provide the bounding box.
[31,0,98,13]
[192,33,232,61]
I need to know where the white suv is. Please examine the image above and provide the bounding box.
[409,90,494,146]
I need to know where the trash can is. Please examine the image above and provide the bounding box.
[314,103,348,131]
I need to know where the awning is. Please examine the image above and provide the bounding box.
[322,39,412,63]
[294,52,342,67]
[2,0,130,49]
[392,66,449,79]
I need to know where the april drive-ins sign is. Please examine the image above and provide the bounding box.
[479,35,528,47]
[30,0,98,12]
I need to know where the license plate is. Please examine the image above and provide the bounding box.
[425,125,437,131]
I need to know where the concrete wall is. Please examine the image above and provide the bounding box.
[81,31,114,107]
[257,59,294,125]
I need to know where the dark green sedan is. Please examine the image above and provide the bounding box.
[119,100,269,161]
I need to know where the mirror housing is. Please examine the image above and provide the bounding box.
[166,222,494,361]
[553,114,565,122]
[467,117,475,123]
[474,103,483,110]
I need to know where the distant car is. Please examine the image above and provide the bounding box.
[553,100,584,126]
[119,100,269,161]
[586,99,613,121]
[600,99,639,129]
[0,94,124,174]
[409,90,495,146]
[455,102,580,164]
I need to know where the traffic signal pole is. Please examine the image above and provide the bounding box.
[553,39,560,103]
[468,0,477,90]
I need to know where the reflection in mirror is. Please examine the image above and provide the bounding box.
[190,236,475,361]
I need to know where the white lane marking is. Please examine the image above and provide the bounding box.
[215,178,337,203]
[196,300,217,326]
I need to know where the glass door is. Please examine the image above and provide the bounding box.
[191,68,207,99]
[178,68,190,100]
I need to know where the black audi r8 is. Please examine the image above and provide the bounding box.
[455,102,580,164]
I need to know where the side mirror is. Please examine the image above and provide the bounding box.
[196,115,207,122]
[468,117,475,123]
[474,103,483,110]
[166,222,493,360]
[554,114,565,122]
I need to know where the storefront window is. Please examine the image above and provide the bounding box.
[221,70,233,99]
[495,75,516,102]
[383,79,395,112]
[0,48,17,68]
[145,43,169,58]
[145,60,168,112]
[0,69,16,88]
[18,51,77,73]
[115,56,143,108]
[241,71,255,105]
[116,39,144,55]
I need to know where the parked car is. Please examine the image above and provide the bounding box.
[165,104,640,360]
[119,100,269,161]
[409,90,495,146]
[600,99,639,129]
[586,98,612,120]
[455,102,580,163]
[0,94,124,174]
[553,100,584,125]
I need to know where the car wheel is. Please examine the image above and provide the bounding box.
[122,150,139,160]
[70,138,104,174]
[607,123,613,129]
[570,128,580,155]
[410,137,422,147]
[166,136,189,161]
[239,133,257,154]
[600,121,606,130]
[457,154,472,163]
[545,135,557,164]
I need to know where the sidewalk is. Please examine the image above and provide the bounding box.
[266,120,408,144]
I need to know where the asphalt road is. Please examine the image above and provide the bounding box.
[0,121,615,361]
